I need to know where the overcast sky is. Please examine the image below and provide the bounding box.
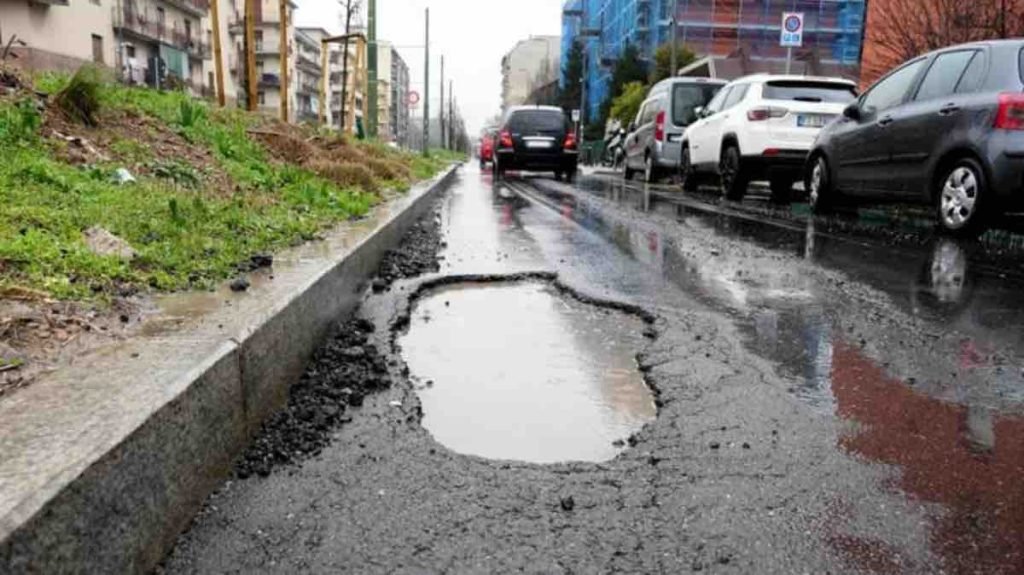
[294,0,563,134]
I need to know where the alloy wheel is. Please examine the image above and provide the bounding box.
[940,166,979,229]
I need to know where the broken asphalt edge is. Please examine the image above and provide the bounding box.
[0,164,461,575]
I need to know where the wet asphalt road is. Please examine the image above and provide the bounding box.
[162,165,1024,574]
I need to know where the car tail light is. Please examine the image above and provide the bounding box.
[563,132,577,150]
[746,107,788,121]
[995,93,1024,130]
[654,111,666,142]
[500,130,514,148]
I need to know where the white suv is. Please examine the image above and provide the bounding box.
[681,74,858,201]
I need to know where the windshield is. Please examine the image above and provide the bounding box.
[508,110,566,134]
[672,84,724,125]
[763,81,858,104]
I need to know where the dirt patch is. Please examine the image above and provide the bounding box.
[372,210,444,291]
[0,294,140,399]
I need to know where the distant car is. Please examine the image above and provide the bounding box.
[807,39,1024,236]
[479,129,496,168]
[623,77,727,183]
[493,106,578,181]
[682,74,857,200]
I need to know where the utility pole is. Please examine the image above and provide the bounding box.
[448,82,454,151]
[439,55,445,150]
[279,0,289,122]
[669,0,678,76]
[423,8,430,156]
[244,0,257,111]
[367,0,378,138]
[210,0,226,106]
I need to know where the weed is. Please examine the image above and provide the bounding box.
[178,99,207,129]
[306,159,378,194]
[150,159,201,189]
[54,65,104,126]
[0,99,40,145]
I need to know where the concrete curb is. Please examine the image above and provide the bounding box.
[0,165,459,574]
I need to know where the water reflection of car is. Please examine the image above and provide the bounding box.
[622,77,727,184]
[806,39,1024,236]
[682,74,857,201]
[493,106,579,182]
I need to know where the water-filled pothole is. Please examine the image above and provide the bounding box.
[399,281,656,463]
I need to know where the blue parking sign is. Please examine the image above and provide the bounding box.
[780,12,804,47]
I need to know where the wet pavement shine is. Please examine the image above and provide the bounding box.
[162,164,1024,574]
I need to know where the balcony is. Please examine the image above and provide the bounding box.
[158,0,210,18]
[297,51,321,73]
[296,79,319,96]
[112,7,209,59]
[258,73,281,88]
[255,41,283,55]
[28,0,70,6]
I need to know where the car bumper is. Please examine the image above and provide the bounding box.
[742,150,808,179]
[496,149,579,170]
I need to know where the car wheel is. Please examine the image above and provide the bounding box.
[720,145,748,201]
[554,170,564,181]
[680,146,698,192]
[623,161,635,181]
[769,177,793,204]
[565,168,577,183]
[644,155,655,184]
[936,158,989,237]
[807,155,835,213]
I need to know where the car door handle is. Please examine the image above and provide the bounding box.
[877,115,894,127]
[939,103,961,116]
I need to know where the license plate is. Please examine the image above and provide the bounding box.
[526,141,552,149]
[797,114,829,128]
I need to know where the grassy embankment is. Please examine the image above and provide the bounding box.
[0,68,459,301]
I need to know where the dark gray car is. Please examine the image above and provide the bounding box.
[807,39,1024,236]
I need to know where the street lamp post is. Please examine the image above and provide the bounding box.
[669,0,678,76]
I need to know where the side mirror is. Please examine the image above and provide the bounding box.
[694,106,706,119]
[628,122,637,133]
[843,103,861,121]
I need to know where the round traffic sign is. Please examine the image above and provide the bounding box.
[407,91,421,106]
[784,14,802,32]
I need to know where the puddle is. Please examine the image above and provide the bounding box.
[398,282,655,463]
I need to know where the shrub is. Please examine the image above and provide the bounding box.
[178,99,207,129]
[0,99,41,145]
[55,65,104,126]
[307,159,378,193]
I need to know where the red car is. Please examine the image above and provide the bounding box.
[479,130,496,168]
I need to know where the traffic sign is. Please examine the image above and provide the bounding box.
[571,109,581,123]
[407,91,421,106]
[780,12,804,48]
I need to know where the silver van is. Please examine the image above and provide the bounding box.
[624,77,727,183]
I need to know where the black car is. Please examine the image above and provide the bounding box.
[806,39,1024,236]
[493,106,579,181]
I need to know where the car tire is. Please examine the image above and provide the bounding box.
[769,177,793,204]
[720,145,748,201]
[680,146,698,192]
[644,154,656,184]
[565,168,577,183]
[554,170,564,181]
[494,157,505,180]
[935,158,989,237]
[806,155,834,214]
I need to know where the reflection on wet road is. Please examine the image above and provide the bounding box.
[399,282,654,463]
[504,168,1024,573]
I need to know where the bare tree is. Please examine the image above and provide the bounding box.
[338,0,362,131]
[865,0,1024,84]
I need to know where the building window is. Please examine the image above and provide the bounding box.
[125,45,136,58]
[90,0,100,5]
[92,35,104,64]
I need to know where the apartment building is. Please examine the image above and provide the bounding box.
[0,0,238,101]
[389,46,410,147]
[294,27,327,125]
[500,36,560,113]
[561,0,866,122]
[227,0,297,118]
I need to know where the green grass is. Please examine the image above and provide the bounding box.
[0,78,454,301]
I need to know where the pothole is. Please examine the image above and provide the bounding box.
[398,280,656,463]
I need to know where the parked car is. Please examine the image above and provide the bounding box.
[493,106,579,181]
[479,129,496,169]
[807,40,1024,236]
[623,77,727,183]
[681,74,857,200]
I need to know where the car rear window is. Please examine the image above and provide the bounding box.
[508,110,566,133]
[672,84,723,125]
[763,81,857,104]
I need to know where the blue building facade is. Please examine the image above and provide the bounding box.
[562,0,866,124]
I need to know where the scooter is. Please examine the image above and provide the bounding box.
[602,128,627,170]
